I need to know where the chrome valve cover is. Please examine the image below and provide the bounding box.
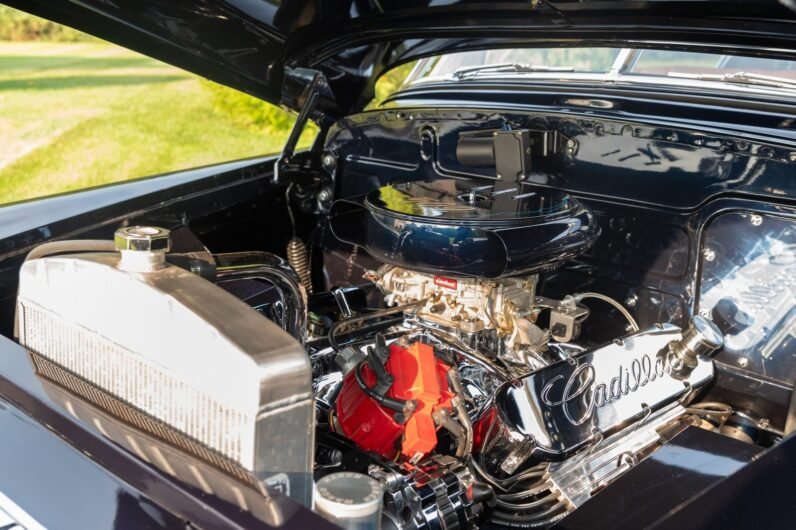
[480,324,714,475]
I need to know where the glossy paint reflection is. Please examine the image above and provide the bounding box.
[700,212,796,385]
[553,427,764,529]
[329,109,796,209]
[330,179,599,277]
[651,444,746,477]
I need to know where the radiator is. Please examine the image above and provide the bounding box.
[16,252,314,507]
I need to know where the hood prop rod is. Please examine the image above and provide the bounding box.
[274,72,325,183]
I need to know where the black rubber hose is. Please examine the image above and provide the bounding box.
[489,502,567,524]
[366,344,394,394]
[354,361,414,414]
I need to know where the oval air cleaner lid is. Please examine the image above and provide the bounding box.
[330,179,600,278]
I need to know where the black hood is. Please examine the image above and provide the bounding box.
[6,0,796,118]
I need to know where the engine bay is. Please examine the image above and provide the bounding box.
[8,108,796,529]
[294,178,742,528]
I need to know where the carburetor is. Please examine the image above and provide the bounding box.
[372,265,538,332]
[369,265,547,355]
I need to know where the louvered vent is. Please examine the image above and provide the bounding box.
[18,300,251,464]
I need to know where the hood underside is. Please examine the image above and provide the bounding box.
[7,0,796,118]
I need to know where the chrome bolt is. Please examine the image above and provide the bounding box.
[738,357,749,368]
[321,153,335,168]
[703,248,716,262]
[789,152,796,162]
[565,139,578,156]
[750,214,763,226]
[625,294,638,308]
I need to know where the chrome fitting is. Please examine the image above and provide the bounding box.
[670,316,724,369]
[114,226,171,272]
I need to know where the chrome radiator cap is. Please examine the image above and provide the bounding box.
[15,248,314,507]
[114,226,171,272]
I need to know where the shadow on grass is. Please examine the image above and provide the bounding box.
[0,54,164,73]
[0,74,187,91]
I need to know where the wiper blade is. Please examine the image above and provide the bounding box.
[667,71,796,89]
[453,63,576,80]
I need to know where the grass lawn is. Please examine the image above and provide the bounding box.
[0,41,302,205]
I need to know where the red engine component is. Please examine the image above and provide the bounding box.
[335,341,456,462]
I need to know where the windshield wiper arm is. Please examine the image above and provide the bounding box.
[667,71,796,89]
[453,63,576,80]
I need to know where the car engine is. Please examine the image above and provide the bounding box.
[307,179,725,528]
[14,177,776,529]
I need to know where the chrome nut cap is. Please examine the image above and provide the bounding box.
[670,315,724,369]
[114,226,171,253]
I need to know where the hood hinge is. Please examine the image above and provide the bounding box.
[274,68,337,184]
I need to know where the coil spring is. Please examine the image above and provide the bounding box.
[287,237,313,295]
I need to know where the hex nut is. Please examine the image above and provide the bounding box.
[114,226,171,252]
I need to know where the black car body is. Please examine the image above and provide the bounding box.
[0,1,795,529]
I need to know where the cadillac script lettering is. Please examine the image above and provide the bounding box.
[540,350,684,426]
[493,325,715,466]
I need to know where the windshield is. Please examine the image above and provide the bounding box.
[402,48,796,92]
